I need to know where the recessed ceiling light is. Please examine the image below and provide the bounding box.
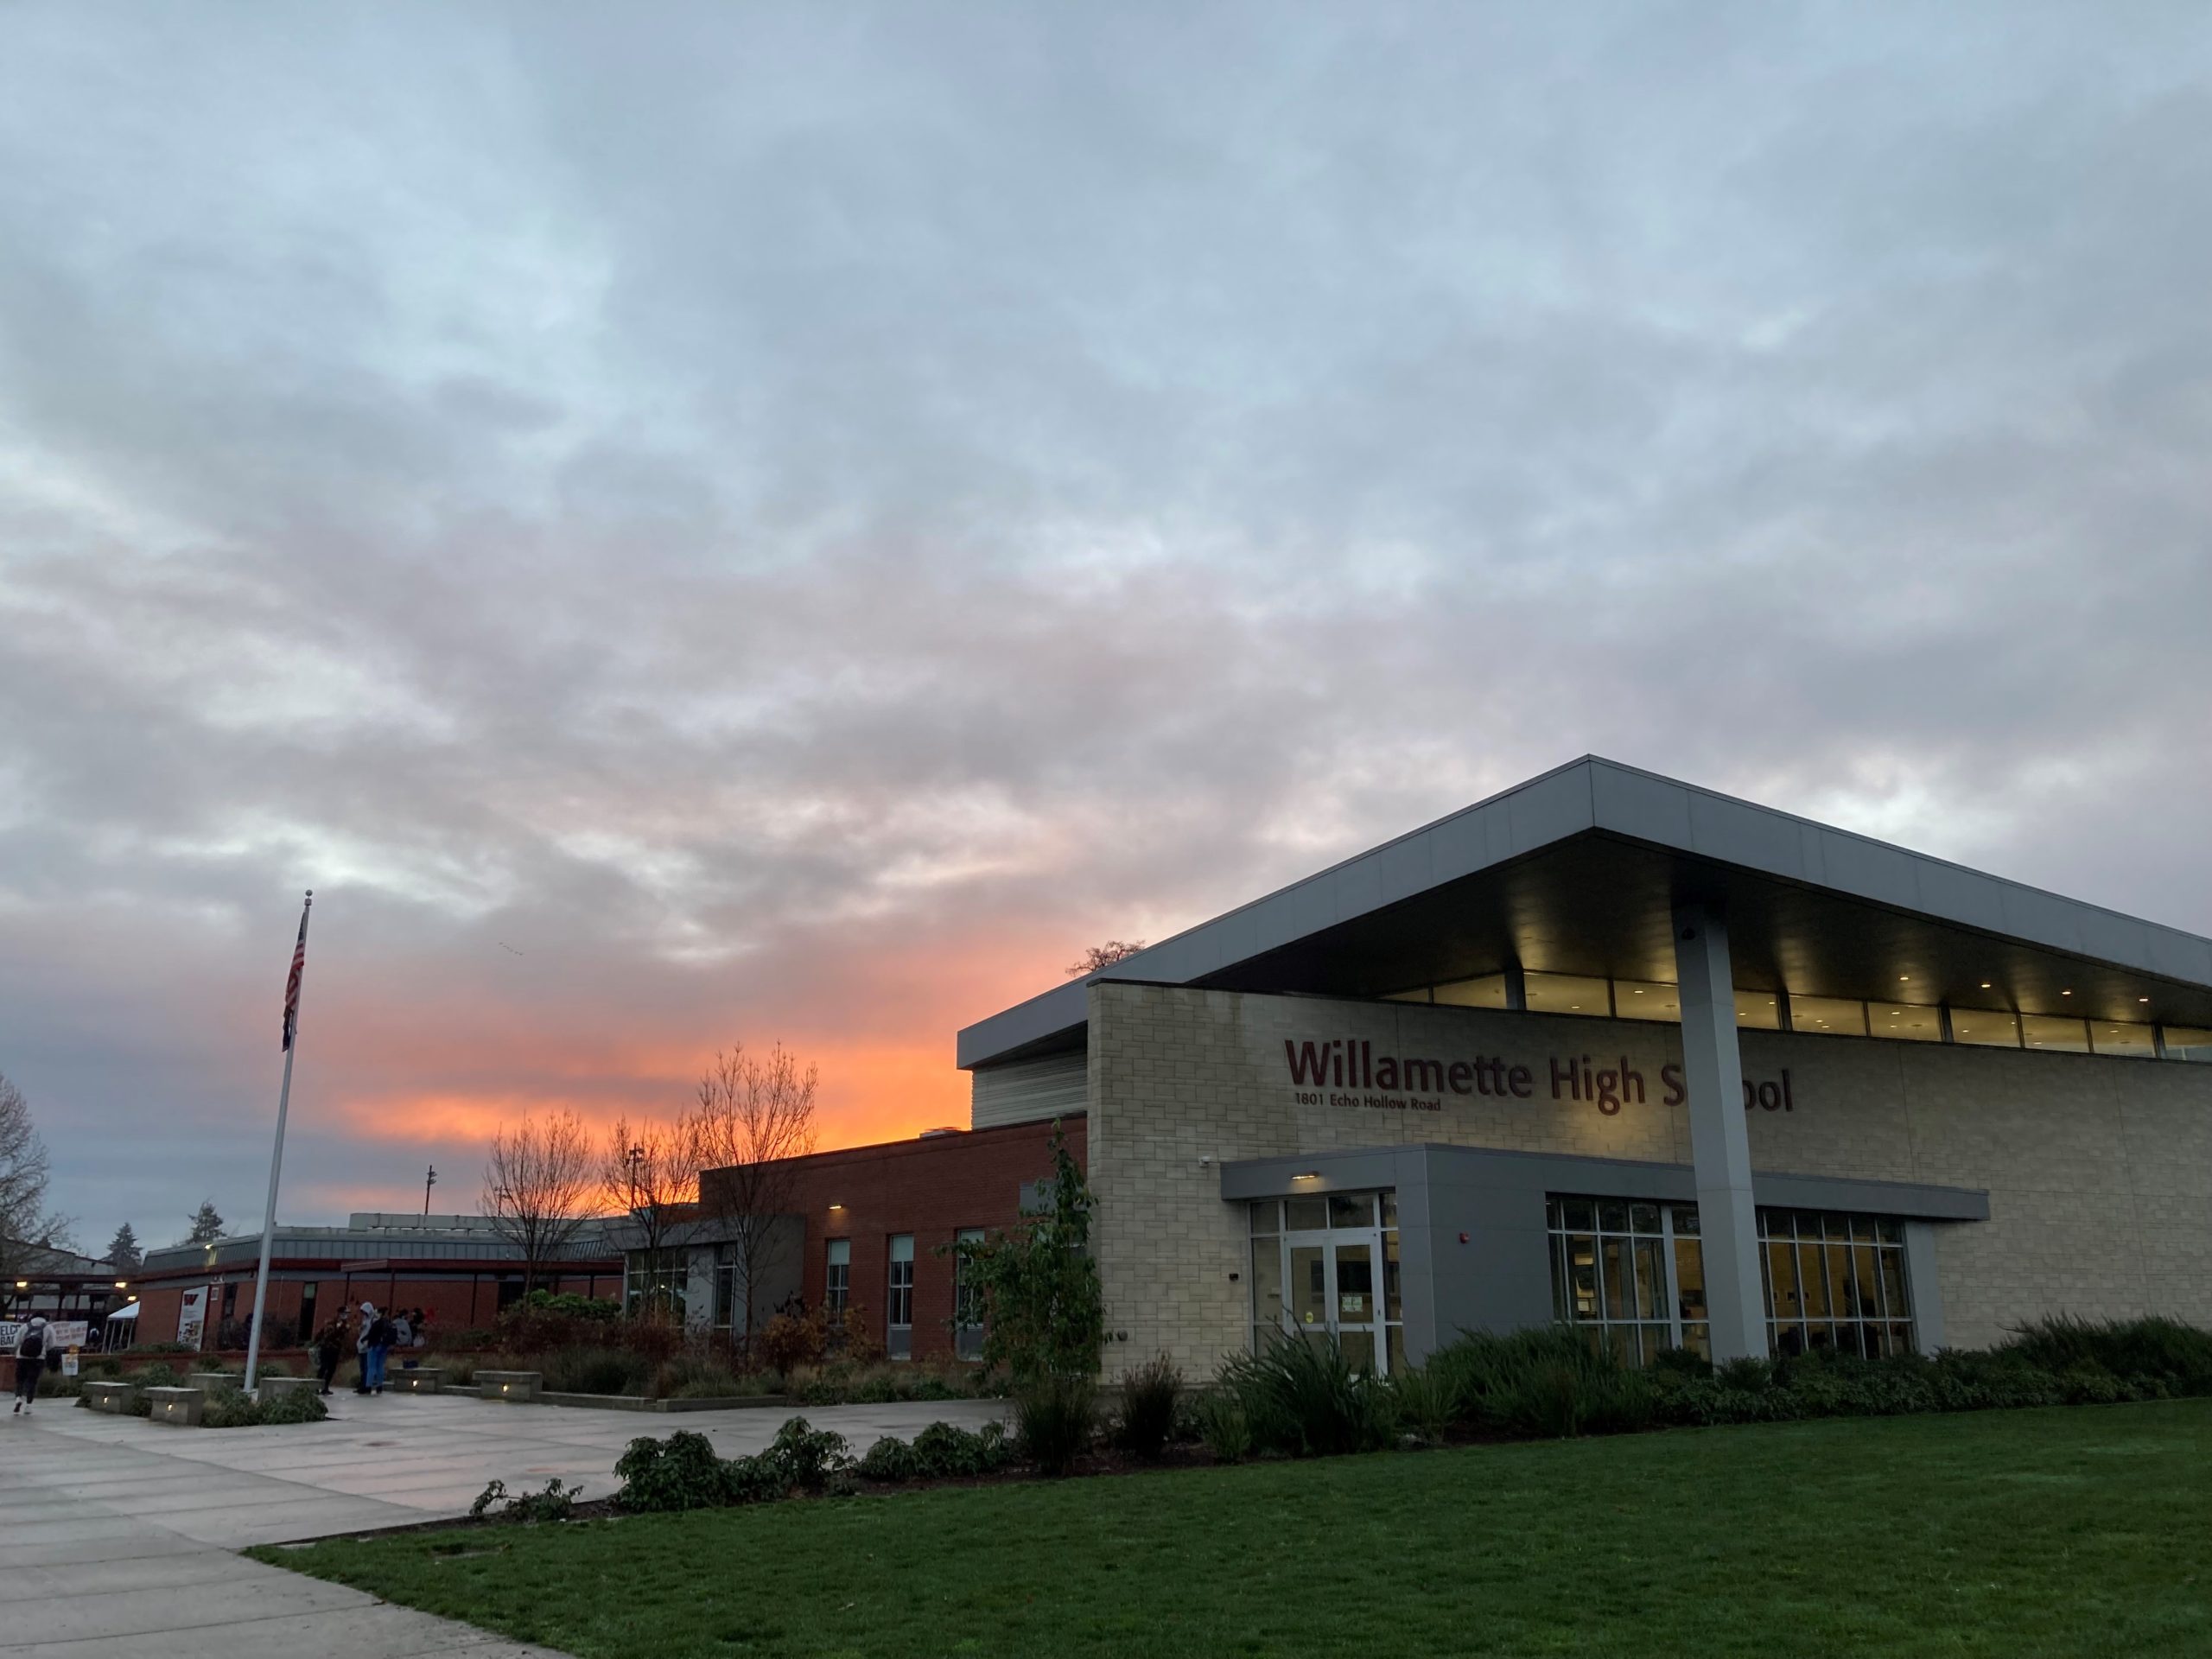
[2140,997,2151,1004]
[1980,982,1993,989]
[1899,976,1910,982]
[2063,989,2072,996]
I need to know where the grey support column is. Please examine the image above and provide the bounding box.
[1671,902,1769,1363]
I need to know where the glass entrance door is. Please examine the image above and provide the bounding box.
[1249,1191,1402,1376]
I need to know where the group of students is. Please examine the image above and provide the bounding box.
[309,1301,431,1395]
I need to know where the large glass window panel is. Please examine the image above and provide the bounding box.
[1286,1196,1328,1232]
[2165,1027,2212,1063]
[1826,1243,1854,1324]
[1628,1202,1662,1235]
[1382,1230,1402,1321]
[1765,1239,1801,1322]
[1380,1192,1398,1230]
[1632,1239,1666,1319]
[1872,1002,1942,1041]
[1878,1249,1909,1318]
[1328,1193,1376,1230]
[2091,1021,2157,1058]
[2023,1015,2091,1053]
[1674,1238,1706,1325]
[1734,991,1783,1030]
[1614,981,1681,1021]
[1334,1243,1375,1325]
[1851,1243,1880,1319]
[1950,1007,2021,1048]
[1566,1236,1599,1319]
[1789,995,1867,1037]
[1560,1198,1596,1232]
[1796,1243,1830,1319]
[824,1238,850,1313]
[1339,1329,1377,1373]
[1289,1246,1327,1329]
[1433,975,1510,1008]
[1249,1201,1280,1235]
[1387,1325,1406,1376]
[1598,1199,1630,1234]
[1524,973,1612,1016]
[1600,1239,1630,1319]
[1251,1238,1285,1329]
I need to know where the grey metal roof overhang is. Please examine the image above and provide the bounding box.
[957,756,2212,1069]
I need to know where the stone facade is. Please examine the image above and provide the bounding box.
[1087,981,2212,1377]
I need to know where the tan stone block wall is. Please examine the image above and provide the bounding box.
[1086,982,2212,1377]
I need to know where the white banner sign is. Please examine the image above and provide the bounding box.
[177,1287,208,1351]
[47,1322,87,1348]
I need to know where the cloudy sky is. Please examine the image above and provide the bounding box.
[2,3,2207,1252]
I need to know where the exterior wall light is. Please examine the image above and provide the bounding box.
[829,1202,845,1211]
[114,1280,128,1289]
[1292,1171,1321,1182]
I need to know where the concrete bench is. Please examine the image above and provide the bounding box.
[188,1371,240,1393]
[475,1370,541,1402]
[390,1368,443,1395]
[80,1380,134,1414]
[261,1376,321,1398]
[144,1386,205,1427]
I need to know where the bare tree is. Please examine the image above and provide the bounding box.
[0,1072,71,1289]
[688,1043,818,1349]
[1067,940,1147,977]
[601,1114,696,1319]
[480,1109,597,1296]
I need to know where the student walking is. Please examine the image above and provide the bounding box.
[313,1315,346,1395]
[11,1316,48,1414]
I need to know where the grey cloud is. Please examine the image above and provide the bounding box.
[1,2,2208,1242]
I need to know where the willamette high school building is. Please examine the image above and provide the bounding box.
[952,758,2212,1379]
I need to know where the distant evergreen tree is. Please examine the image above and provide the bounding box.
[184,1198,226,1245]
[104,1222,142,1269]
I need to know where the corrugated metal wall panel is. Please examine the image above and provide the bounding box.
[970,1049,1088,1130]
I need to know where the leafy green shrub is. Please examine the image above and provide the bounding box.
[614,1432,734,1512]
[1112,1356,1183,1460]
[2002,1315,2212,1395]
[1192,1390,1253,1464]
[1016,1374,1096,1476]
[471,1478,582,1522]
[912,1420,1012,1478]
[1216,1334,1393,1458]
[1427,1329,1656,1440]
[257,1387,330,1425]
[857,1434,919,1482]
[762,1416,853,1491]
[1714,1355,1774,1392]
[1386,1365,1457,1446]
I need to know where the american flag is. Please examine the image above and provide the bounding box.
[281,892,313,1052]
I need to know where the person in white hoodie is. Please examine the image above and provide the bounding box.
[12,1316,48,1414]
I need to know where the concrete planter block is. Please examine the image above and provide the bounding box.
[81,1381,134,1414]
[261,1376,321,1397]
[475,1370,541,1402]
[145,1386,205,1427]
[187,1371,240,1393]
[391,1368,443,1394]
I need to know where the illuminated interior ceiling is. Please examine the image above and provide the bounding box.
[958,757,2212,1069]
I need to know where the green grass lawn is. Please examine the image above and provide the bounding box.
[256,1402,2212,1658]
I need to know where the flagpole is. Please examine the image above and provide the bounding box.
[245,892,312,1394]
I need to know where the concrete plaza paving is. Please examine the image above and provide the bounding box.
[0,1389,1007,1656]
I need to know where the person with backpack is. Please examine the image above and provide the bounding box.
[354,1301,393,1395]
[12,1316,48,1414]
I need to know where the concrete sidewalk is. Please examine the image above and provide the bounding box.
[0,1389,1004,1656]
[13,1389,1005,1541]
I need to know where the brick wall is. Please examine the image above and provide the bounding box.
[745,1117,1087,1364]
[1089,982,2212,1377]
